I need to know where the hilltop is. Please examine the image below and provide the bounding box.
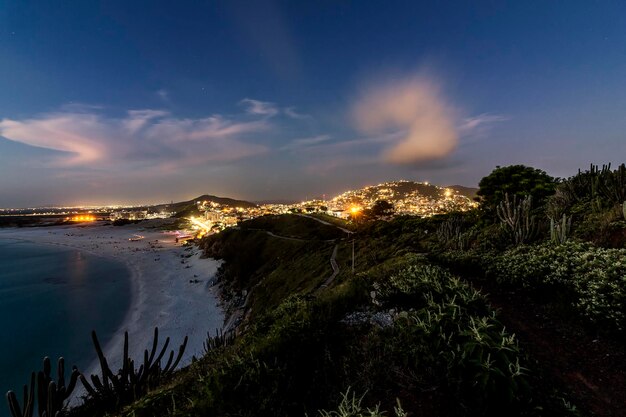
[152,194,257,218]
[446,184,478,199]
[327,180,477,215]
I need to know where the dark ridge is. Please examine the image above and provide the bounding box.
[446,185,479,199]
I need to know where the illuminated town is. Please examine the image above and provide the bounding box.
[185,181,477,238]
[0,181,476,238]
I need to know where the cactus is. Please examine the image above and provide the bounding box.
[79,327,188,412]
[550,214,572,244]
[203,329,236,354]
[6,373,35,417]
[623,201,626,221]
[38,357,79,417]
[497,194,536,245]
[598,163,626,205]
[6,357,79,417]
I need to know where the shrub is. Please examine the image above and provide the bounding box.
[375,265,529,410]
[486,242,626,332]
[315,388,406,417]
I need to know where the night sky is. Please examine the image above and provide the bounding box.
[1,1,626,206]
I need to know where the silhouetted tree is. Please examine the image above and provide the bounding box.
[372,200,394,217]
[477,165,556,213]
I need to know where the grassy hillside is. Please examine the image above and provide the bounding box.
[151,194,257,218]
[9,163,626,417]
[65,214,589,417]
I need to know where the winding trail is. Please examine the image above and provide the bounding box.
[295,213,354,235]
[226,218,349,330]
[319,244,339,289]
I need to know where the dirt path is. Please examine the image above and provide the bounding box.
[295,213,354,235]
[318,244,339,289]
[236,227,310,241]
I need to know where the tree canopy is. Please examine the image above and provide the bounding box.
[477,165,556,212]
[371,200,394,217]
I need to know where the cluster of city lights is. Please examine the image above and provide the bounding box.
[189,216,211,238]
[66,215,97,222]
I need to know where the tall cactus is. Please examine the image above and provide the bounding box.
[38,357,79,417]
[550,214,572,244]
[79,327,188,412]
[598,163,626,205]
[6,373,35,417]
[497,194,536,245]
[6,357,79,417]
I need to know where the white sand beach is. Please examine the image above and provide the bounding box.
[0,220,224,390]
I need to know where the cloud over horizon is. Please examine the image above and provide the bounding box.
[0,106,270,170]
[353,74,459,165]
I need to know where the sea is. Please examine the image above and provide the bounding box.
[0,238,131,414]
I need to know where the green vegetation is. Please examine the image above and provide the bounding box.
[316,388,407,417]
[477,164,556,213]
[6,164,625,417]
[238,214,346,240]
[442,242,626,333]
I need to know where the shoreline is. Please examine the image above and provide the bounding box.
[0,220,224,400]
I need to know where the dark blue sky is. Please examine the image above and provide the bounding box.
[1,1,625,206]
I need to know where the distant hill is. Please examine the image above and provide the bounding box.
[332,180,467,203]
[153,194,257,217]
[328,180,477,215]
[447,185,479,199]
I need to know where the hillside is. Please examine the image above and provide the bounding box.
[90,213,615,417]
[8,165,625,417]
[329,180,477,215]
[332,180,447,202]
[152,194,257,217]
[446,185,479,199]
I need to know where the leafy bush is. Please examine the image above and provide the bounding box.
[375,265,529,410]
[486,242,626,332]
[315,388,406,417]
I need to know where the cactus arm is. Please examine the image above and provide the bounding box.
[78,375,97,398]
[168,336,188,375]
[153,337,171,367]
[6,390,24,417]
[147,328,159,365]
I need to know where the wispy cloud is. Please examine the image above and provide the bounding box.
[284,107,311,120]
[353,74,459,165]
[280,134,331,151]
[0,107,270,170]
[459,113,508,133]
[240,98,279,117]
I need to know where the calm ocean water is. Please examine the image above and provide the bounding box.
[0,238,131,412]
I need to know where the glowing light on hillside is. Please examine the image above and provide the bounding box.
[69,215,96,222]
[350,206,362,214]
[189,216,211,231]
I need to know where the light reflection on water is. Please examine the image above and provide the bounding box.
[0,239,131,416]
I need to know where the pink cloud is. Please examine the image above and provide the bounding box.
[353,74,459,164]
[0,107,270,170]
